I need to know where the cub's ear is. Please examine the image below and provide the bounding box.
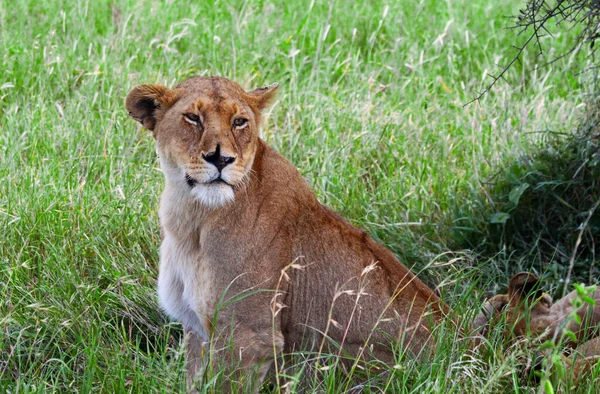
[489,293,510,312]
[508,272,543,304]
[473,294,510,335]
[125,84,182,131]
[247,83,279,112]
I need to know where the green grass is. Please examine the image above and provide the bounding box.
[1,0,599,392]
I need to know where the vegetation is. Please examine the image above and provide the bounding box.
[1,0,598,392]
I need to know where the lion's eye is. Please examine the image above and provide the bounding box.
[232,118,248,128]
[184,113,200,125]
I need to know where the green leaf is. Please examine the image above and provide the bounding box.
[554,358,565,378]
[489,212,510,224]
[586,285,597,293]
[508,183,529,205]
[574,283,586,296]
[582,295,596,306]
[539,340,555,350]
[564,330,577,342]
[544,380,555,394]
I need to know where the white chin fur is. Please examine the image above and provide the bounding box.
[190,183,235,207]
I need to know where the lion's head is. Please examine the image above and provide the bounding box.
[126,76,278,207]
[473,272,554,338]
[503,272,555,338]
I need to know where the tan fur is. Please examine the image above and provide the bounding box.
[126,76,448,391]
[474,272,600,343]
[568,336,600,378]
[474,272,600,379]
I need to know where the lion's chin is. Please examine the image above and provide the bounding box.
[190,182,235,207]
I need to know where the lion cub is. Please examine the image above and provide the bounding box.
[126,76,447,391]
[474,272,600,341]
[473,272,600,379]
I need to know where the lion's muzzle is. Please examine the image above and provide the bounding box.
[202,144,236,172]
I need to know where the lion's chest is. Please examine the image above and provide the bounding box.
[157,234,216,340]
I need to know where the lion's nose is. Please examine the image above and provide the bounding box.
[202,144,236,172]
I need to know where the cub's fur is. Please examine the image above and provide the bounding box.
[474,272,600,379]
[126,76,447,391]
[474,272,600,342]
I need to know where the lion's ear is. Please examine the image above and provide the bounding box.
[126,84,182,131]
[489,294,510,312]
[247,83,279,112]
[508,272,543,304]
[473,294,510,335]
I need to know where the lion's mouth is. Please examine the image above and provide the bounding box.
[211,178,230,185]
[185,173,232,187]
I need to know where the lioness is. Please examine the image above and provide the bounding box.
[126,76,447,391]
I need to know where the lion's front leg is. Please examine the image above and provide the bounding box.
[210,325,284,393]
[208,295,286,393]
[185,327,207,393]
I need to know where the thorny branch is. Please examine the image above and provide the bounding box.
[465,0,600,106]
